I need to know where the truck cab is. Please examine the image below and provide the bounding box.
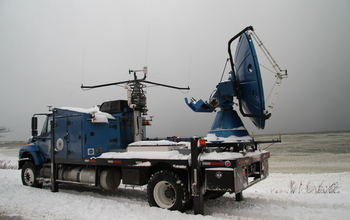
[18,113,52,169]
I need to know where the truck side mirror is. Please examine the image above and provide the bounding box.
[31,116,38,137]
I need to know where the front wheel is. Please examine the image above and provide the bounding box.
[21,162,42,188]
[147,170,189,212]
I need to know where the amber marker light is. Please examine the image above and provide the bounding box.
[143,121,151,125]
[199,139,207,146]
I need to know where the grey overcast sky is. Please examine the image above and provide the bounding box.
[1,0,350,141]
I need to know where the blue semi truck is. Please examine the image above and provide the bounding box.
[18,26,286,214]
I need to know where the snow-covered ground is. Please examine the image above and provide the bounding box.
[1,134,350,219]
[1,169,349,220]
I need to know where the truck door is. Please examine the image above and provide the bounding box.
[36,115,52,158]
[55,115,83,159]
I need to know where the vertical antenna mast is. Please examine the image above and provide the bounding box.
[81,66,189,142]
[145,27,151,66]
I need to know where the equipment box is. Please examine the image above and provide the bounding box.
[122,167,150,185]
[205,168,234,192]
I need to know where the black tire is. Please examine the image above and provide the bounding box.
[21,162,42,188]
[204,191,226,200]
[147,170,190,212]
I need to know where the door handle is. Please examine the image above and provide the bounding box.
[64,133,70,143]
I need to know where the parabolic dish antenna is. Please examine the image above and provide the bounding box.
[186,26,287,140]
[233,32,267,129]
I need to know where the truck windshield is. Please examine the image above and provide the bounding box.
[40,115,52,136]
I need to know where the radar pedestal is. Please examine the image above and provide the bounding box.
[207,109,252,143]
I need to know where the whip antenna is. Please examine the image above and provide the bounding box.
[81,47,86,85]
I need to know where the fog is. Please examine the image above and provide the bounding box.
[1,0,350,141]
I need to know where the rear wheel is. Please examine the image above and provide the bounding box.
[21,162,42,188]
[147,170,189,212]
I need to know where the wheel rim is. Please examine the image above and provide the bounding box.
[24,168,35,186]
[153,181,176,209]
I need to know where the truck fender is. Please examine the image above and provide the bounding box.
[18,144,45,168]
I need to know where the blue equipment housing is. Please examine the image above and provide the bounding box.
[53,101,134,159]
[185,26,268,142]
